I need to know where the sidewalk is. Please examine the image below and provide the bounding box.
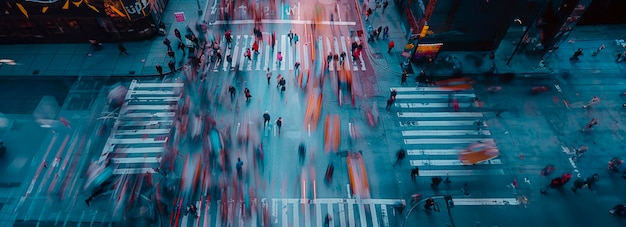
[0,0,214,78]
[356,0,626,78]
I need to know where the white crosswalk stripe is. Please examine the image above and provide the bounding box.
[207,34,368,72]
[98,80,181,175]
[178,197,519,226]
[389,86,504,176]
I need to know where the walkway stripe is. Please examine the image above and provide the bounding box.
[118,120,173,127]
[404,138,494,144]
[130,90,177,95]
[129,96,179,101]
[452,198,518,206]
[211,19,357,26]
[408,149,460,155]
[394,102,471,108]
[399,120,480,127]
[109,138,167,144]
[115,147,164,154]
[390,87,474,92]
[135,82,183,88]
[398,112,483,118]
[395,94,476,99]
[402,130,491,136]
[415,169,505,176]
[111,157,161,164]
[115,129,170,135]
[113,168,156,175]
[410,159,502,166]
[119,112,175,119]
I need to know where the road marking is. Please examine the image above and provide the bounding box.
[115,129,171,135]
[395,102,471,108]
[113,168,157,175]
[118,120,173,127]
[407,149,460,155]
[211,19,357,25]
[404,138,494,144]
[130,90,177,95]
[119,112,175,119]
[390,87,474,92]
[452,198,518,206]
[410,159,502,166]
[415,169,505,176]
[129,96,179,101]
[109,138,167,144]
[399,120,480,127]
[114,147,164,154]
[395,94,476,99]
[398,112,484,118]
[111,157,161,164]
[135,82,183,88]
[402,130,491,136]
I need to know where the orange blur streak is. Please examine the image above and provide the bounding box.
[332,115,340,151]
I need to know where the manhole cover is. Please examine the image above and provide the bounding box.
[372,53,383,59]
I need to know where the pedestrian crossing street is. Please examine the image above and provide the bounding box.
[206,34,368,72]
[179,197,519,227]
[98,80,181,175]
[390,87,505,176]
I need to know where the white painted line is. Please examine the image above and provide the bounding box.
[280,34,287,71]
[115,129,171,135]
[119,112,176,119]
[117,121,172,128]
[395,102,471,108]
[381,205,389,227]
[356,36,365,71]
[256,39,263,70]
[402,130,491,136]
[123,105,175,111]
[239,35,249,71]
[338,202,346,227]
[395,94,476,99]
[399,120,480,127]
[413,169,505,176]
[370,203,379,227]
[347,199,355,227]
[409,159,502,166]
[112,168,157,175]
[264,43,271,71]
[109,138,167,144]
[130,90,177,95]
[358,202,367,227]
[211,19,357,25]
[129,96,179,101]
[114,147,164,154]
[325,203,333,227]
[404,138,494,144]
[390,87,474,92]
[282,199,288,227]
[452,198,518,206]
[111,157,161,164]
[135,83,183,88]
[398,112,484,118]
[340,36,351,71]
[232,35,241,71]
[407,149,460,156]
[292,202,298,227]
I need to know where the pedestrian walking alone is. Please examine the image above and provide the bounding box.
[167,49,175,59]
[390,89,397,99]
[244,88,252,101]
[570,48,583,61]
[174,28,181,40]
[383,26,389,40]
[228,86,236,100]
[387,40,395,54]
[236,158,243,179]
[393,148,406,167]
[298,143,306,164]
[276,117,282,135]
[382,1,389,14]
[411,167,420,181]
[340,52,346,65]
[245,48,252,61]
[266,68,272,85]
[155,64,163,76]
[118,42,129,55]
[168,61,176,73]
[163,38,171,49]
[386,97,395,111]
[583,96,600,109]
[582,118,599,131]
[401,71,408,85]
[376,26,382,39]
[263,111,271,128]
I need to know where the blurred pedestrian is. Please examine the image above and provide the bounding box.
[277,51,283,66]
[424,198,435,211]
[393,149,406,167]
[570,48,583,61]
[365,8,372,21]
[390,89,397,99]
[376,26,382,39]
[228,86,236,100]
[382,1,389,14]
[323,213,332,227]
[394,201,406,214]
[387,40,395,54]
[266,68,272,85]
[236,158,243,178]
[452,98,459,112]
[340,52,346,65]
[118,42,129,55]
[401,71,408,85]
[168,61,176,73]
[263,111,271,128]
[383,26,389,39]
[582,96,600,109]
[386,97,394,111]
[582,118,599,131]
[225,30,232,48]
[298,143,306,163]
[253,41,259,54]
[244,88,252,101]
[155,64,163,76]
[216,49,222,63]
[276,117,282,135]
[411,167,420,181]
[167,49,175,59]
[294,33,299,45]
[431,176,443,188]
[163,38,171,49]
[288,30,294,44]
[245,48,252,61]
[174,28,181,40]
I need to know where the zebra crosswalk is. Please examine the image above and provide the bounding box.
[206,34,368,72]
[98,80,181,175]
[179,198,403,227]
[391,87,505,176]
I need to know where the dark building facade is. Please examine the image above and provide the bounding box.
[395,0,626,54]
[0,0,168,44]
